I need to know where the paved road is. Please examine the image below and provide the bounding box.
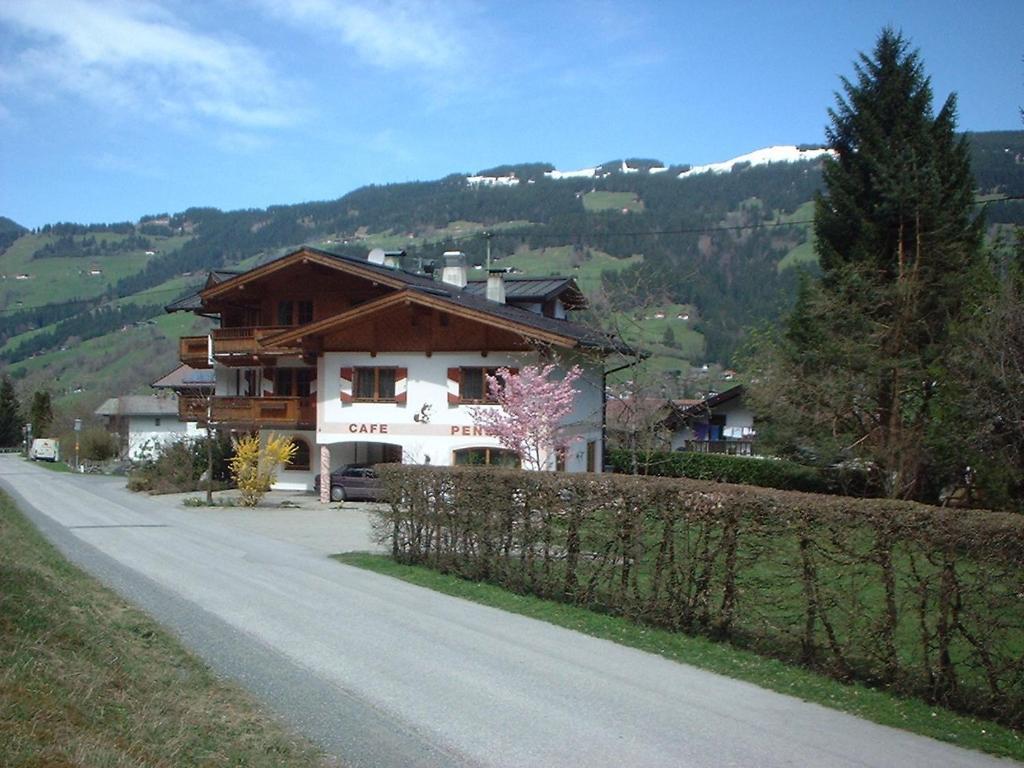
[1,456,1014,768]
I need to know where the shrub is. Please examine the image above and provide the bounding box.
[228,433,295,506]
[128,435,233,494]
[79,428,120,461]
[375,465,1024,726]
[608,449,881,496]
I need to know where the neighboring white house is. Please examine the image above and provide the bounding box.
[167,247,624,494]
[94,395,202,461]
[664,385,756,455]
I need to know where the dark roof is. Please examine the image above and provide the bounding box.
[176,246,627,353]
[464,276,583,304]
[424,286,626,352]
[672,385,745,419]
[95,396,180,417]
[165,270,245,312]
[166,291,203,311]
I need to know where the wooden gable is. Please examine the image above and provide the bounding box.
[201,250,397,322]
[320,302,536,353]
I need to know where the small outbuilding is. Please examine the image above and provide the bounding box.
[94,395,201,461]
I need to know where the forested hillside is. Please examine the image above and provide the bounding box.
[1,131,1021,413]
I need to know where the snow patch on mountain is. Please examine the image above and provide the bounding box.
[544,167,599,180]
[679,145,833,178]
[466,174,520,187]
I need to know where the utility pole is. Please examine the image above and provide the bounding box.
[206,399,214,505]
[484,230,493,271]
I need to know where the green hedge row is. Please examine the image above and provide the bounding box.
[376,465,1024,726]
[607,449,879,496]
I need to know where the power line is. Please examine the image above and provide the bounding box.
[435,194,1024,243]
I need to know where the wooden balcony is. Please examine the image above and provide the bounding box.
[179,396,316,429]
[683,439,754,456]
[179,336,211,368]
[210,326,301,364]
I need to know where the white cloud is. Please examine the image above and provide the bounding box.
[0,0,297,129]
[256,0,471,73]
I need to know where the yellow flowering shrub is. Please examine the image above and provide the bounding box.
[229,432,296,506]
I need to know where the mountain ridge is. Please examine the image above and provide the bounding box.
[2,130,1021,417]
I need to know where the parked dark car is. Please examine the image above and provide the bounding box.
[312,465,382,502]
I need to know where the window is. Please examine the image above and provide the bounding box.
[295,368,313,397]
[287,438,310,470]
[273,367,314,397]
[277,300,293,326]
[275,368,293,396]
[154,417,161,427]
[277,300,314,326]
[459,367,509,403]
[354,367,396,401]
[453,447,520,467]
[242,369,258,397]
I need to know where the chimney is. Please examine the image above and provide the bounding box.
[383,250,404,269]
[441,251,468,288]
[486,268,506,304]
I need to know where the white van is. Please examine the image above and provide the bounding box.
[29,438,59,462]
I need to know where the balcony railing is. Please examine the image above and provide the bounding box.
[179,336,211,368]
[210,326,300,362]
[179,396,315,428]
[683,439,754,456]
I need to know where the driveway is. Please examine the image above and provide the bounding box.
[0,456,1014,768]
[158,487,387,555]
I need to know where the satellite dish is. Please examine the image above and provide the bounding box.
[368,248,386,265]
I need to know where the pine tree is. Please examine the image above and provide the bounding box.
[749,29,983,499]
[0,376,23,447]
[29,390,54,437]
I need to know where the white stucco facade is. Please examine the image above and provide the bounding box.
[261,350,605,490]
[669,395,755,451]
[127,415,203,461]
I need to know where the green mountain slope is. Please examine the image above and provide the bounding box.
[2,131,1021,416]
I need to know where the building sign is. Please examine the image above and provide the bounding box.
[325,422,493,437]
[348,423,390,434]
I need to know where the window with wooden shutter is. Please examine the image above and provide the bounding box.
[353,367,397,402]
[447,367,461,406]
[458,367,518,404]
[339,367,354,404]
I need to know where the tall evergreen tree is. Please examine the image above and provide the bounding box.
[747,29,983,499]
[0,376,23,447]
[29,390,54,437]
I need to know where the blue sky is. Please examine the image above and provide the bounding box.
[1,1,1021,229]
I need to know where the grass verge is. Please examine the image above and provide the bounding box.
[334,552,1023,761]
[0,491,333,767]
[26,458,71,473]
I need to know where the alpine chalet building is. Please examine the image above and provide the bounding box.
[168,247,622,494]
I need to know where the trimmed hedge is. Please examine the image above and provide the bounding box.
[375,465,1024,726]
[608,448,880,497]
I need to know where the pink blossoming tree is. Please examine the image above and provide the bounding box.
[470,363,583,470]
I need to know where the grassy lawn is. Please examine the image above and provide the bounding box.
[0,491,333,767]
[610,303,704,361]
[335,552,1023,761]
[25,458,72,473]
[776,200,818,272]
[0,233,190,310]
[582,191,644,213]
